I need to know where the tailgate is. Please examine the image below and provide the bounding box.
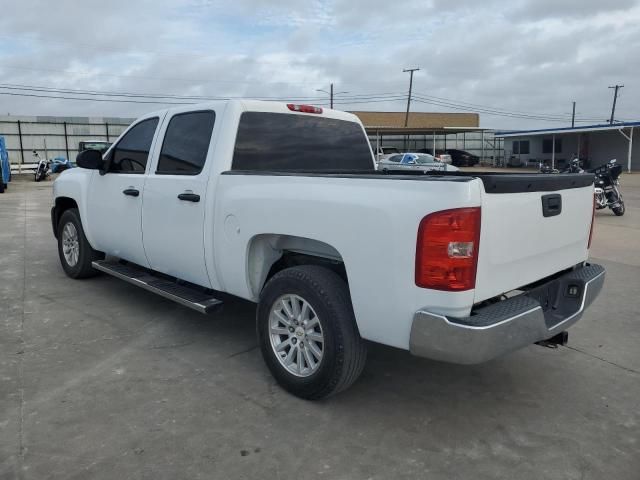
[474,175,594,302]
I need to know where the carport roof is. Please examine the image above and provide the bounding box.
[494,121,640,138]
[364,126,492,135]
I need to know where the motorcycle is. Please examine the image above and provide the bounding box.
[539,156,583,174]
[33,151,51,182]
[588,159,625,216]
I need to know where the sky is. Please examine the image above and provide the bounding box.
[0,0,638,129]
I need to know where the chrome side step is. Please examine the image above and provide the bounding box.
[92,259,223,314]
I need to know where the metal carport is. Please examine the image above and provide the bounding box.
[495,121,639,172]
[364,126,498,163]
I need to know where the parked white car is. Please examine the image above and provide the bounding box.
[374,146,401,161]
[377,153,459,172]
[51,100,604,399]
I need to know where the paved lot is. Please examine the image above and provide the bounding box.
[1,174,639,480]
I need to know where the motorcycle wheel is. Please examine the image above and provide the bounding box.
[612,203,625,216]
[34,171,40,182]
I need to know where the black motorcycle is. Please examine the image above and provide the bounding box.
[539,157,583,174]
[588,159,625,216]
[33,151,51,182]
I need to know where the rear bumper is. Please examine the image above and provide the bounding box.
[409,263,605,364]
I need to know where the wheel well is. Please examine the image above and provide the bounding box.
[52,197,78,238]
[247,234,347,298]
[267,251,347,285]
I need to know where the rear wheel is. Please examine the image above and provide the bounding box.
[257,265,367,400]
[57,208,103,278]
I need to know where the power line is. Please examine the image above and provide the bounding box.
[0,82,406,102]
[413,91,604,121]
[0,82,624,124]
[0,87,407,107]
[0,90,194,105]
[411,94,609,123]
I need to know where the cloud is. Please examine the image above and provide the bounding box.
[511,0,637,20]
[0,0,639,128]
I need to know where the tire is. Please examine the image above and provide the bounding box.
[57,208,103,279]
[612,203,625,216]
[257,265,367,400]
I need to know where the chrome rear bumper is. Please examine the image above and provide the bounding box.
[410,263,605,364]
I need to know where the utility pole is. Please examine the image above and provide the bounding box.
[403,67,420,127]
[609,84,624,124]
[316,83,348,109]
[571,101,576,128]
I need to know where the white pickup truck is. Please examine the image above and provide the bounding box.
[52,100,604,399]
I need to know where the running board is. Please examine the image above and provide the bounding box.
[92,260,223,314]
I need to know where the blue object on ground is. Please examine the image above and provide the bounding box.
[51,156,74,174]
[0,136,10,185]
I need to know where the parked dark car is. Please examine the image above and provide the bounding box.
[445,149,479,167]
[78,140,113,155]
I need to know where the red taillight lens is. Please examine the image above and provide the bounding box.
[588,193,596,249]
[415,207,481,291]
[287,104,323,114]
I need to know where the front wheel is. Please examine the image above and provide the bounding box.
[257,265,367,400]
[612,202,625,216]
[57,208,103,278]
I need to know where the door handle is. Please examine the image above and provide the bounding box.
[122,188,140,197]
[541,193,562,217]
[178,192,200,203]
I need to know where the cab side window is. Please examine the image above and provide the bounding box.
[157,111,215,175]
[108,117,159,173]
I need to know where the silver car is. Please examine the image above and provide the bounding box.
[377,153,459,172]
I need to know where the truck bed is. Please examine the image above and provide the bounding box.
[223,169,595,193]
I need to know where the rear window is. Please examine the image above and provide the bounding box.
[232,112,374,171]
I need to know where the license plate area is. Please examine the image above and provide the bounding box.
[525,276,583,328]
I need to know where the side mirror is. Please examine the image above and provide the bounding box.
[76,149,104,170]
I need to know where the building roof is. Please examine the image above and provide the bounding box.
[349,111,484,135]
[494,121,640,138]
[351,111,478,128]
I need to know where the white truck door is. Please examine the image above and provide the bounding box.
[141,109,217,288]
[86,116,162,267]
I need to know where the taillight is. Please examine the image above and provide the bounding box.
[588,193,595,249]
[415,207,481,291]
[287,104,323,114]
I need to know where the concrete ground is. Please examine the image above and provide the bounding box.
[1,173,639,480]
